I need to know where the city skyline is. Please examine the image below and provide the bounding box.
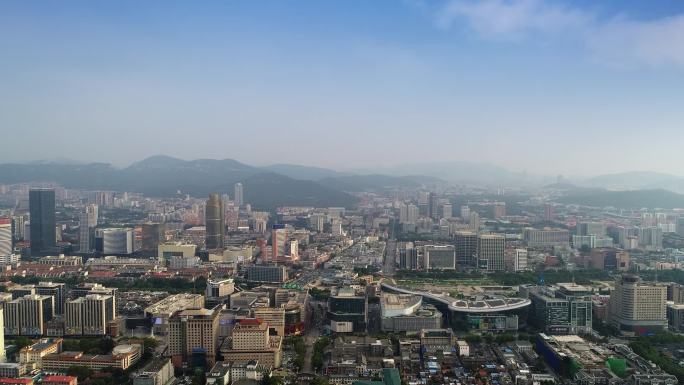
[3,1,684,175]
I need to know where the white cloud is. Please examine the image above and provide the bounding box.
[433,0,684,68]
[437,0,589,40]
[587,15,684,68]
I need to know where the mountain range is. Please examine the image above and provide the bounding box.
[556,188,684,209]
[582,171,684,193]
[0,155,448,209]
[4,156,684,210]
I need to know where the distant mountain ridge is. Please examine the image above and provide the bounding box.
[583,171,684,193]
[0,155,450,209]
[261,163,352,180]
[557,188,684,209]
[0,156,357,209]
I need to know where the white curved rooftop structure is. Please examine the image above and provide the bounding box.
[381,281,531,313]
[381,293,422,318]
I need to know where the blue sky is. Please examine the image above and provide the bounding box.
[2,0,684,176]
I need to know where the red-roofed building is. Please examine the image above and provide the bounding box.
[42,376,77,385]
[0,378,34,385]
[86,270,117,279]
[238,318,263,326]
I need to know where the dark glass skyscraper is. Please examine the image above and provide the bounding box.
[205,193,224,249]
[29,188,56,255]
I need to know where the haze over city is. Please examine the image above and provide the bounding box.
[7,2,684,385]
[3,0,684,175]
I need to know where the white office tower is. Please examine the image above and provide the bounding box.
[399,204,409,224]
[86,204,99,227]
[96,228,134,254]
[234,182,244,207]
[514,249,528,271]
[331,219,342,236]
[442,204,453,219]
[469,212,480,231]
[0,307,4,362]
[460,205,470,220]
[407,204,419,224]
[0,218,11,257]
[310,214,325,232]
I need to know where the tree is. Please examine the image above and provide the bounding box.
[260,375,283,385]
[12,336,32,349]
[311,377,330,385]
[66,365,94,381]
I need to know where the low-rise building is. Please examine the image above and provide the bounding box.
[0,364,26,378]
[144,293,205,336]
[42,344,141,371]
[380,294,442,333]
[38,255,83,266]
[218,319,282,369]
[132,358,174,385]
[41,376,77,385]
[19,338,63,368]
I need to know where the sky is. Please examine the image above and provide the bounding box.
[2,0,684,177]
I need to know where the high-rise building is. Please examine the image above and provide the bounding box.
[253,307,286,336]
[513,248,528,271]
[205,193,225,250]
[423,245,456,270]
[455,231,478,268]
[288,239,299,259]
[637,226,663,250]
[398,203,409,224]
[0,218,11,257]
[609,274,667,334]
[246,265,288,283]
[398,243,418,270]
[476,234,505,271]
[29,188,56,255]
[36,282,67,316]
[330,219,342,236]
[234,183,244,207]
[469,212,480,231]
[65,294,116,336]
[12,215,26,241]
[0,307,4,363]
[219,318,283,369]
[86,204,99,227]
[327,287,367,333]
[309,214,325,232]
[528,283,593,334]
[417,192,431,217]
[406,204,419,224]
[492,202,506,219]
[429,194,440,220]
[523,228,570,248]
[460,205,470,220]
[3,294,54,336]
[205,278,235,307]
[141,223,164,253]
[70,283,117,319]
[78,212,91,253]
[78,204,99,254]
[668,283,684,304]
[442,203,453,219]
[543,204,555,221]
[95,228,134,254]
[577,222,606,237]
[168,308,220,367]
[271,224,287,259]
